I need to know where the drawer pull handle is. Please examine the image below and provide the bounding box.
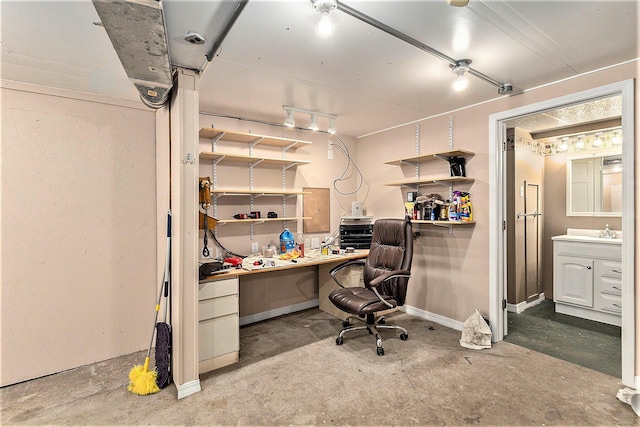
[612,286,622,290]
[613,303,621,308]
[586,266,591,270]
[612,269,622,274]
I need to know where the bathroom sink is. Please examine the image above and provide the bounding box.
[552,228,622,244]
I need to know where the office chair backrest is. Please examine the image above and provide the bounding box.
[363,218,413,306]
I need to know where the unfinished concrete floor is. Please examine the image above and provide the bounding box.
[2,309,638,425]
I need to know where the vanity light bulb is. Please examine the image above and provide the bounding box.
[576,136,585,150]
[593,133,602,147]
[612,131,622,145]
[558,138,568,152]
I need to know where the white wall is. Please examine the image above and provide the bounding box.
[0,85,157,386]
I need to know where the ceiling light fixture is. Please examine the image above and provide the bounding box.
[283,106,337,134]
[312,0,337,38]
[451,59,471,91]
[335,2,513,94]
[284,109,296,128]
[309,114,319,131]
[327,118,336,135]
[575,135,585,150]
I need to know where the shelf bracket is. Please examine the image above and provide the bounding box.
[433,154,452,162]
[283,142,298,154]
[249,159,264,168]
[210,131,225,152]
[415,125,420,181]
[400,160,419,168]
[283,162,297,170]
[249,137,264,156]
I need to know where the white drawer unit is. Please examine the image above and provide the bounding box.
[198,276,239,373]
[552,238,622,326]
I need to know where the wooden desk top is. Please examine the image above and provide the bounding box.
[200,249,368,283]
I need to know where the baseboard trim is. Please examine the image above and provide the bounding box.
[177,379,201,399]
[239,299,319,326]
[403,305,465,331]
[506,293,546,314]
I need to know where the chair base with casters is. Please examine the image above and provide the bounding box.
[328,218,413,356]
[335,312,408,356]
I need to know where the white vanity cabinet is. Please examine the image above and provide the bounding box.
[198,276,239,374]
[552,236,621,326]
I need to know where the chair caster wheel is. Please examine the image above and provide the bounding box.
[377,347,385,356]
[342,320,350,328]
[336,336,344,346]
[377,318,386,325]
[400,333,409,341]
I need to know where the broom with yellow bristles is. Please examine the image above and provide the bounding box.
[128,211,171,396]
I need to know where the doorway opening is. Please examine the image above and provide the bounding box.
[488,80,635,387]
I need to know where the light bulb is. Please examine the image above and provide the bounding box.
[309,114,319,131]
[284,110,295,128]
[317,11,333,37]
[327,118,336,134]
[453,74,468,91]
[558,137,569,152]
[612,130,622,145]
[593,132,602,147]
[576,135,585,150]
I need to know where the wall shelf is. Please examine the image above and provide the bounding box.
[215,217,311,226]
[210,189,312,197]
[385,141,476,230]
[413,219,475,226]
[199,128,311,150]
[385,176,475,187]
[199,151,310,167]
[199,128,312,240]
[384,149,474,166]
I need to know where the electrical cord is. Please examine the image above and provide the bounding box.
[208,229,247,259]
[331,135,366,197]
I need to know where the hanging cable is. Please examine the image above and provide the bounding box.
[331,135,366,196]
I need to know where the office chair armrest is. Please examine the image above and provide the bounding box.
[329,259,366,288]
[368,269,411,288]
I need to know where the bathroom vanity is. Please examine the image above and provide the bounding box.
[552,229,622,326]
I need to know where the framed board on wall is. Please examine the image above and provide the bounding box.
[303,187,330,233]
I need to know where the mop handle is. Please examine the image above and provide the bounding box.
[146,211,171,359]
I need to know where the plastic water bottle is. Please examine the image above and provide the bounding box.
[279,228,295,254]
[297,231,305,257]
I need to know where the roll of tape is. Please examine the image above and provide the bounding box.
[346,247,355,253]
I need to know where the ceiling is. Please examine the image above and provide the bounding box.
[1,0,638,138]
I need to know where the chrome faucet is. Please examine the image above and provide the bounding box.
[600,224,617,239]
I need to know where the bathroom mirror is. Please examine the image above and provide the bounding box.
[566,151,622,216]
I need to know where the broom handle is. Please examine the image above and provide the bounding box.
[147,211,171,359]
[163,211,171,322]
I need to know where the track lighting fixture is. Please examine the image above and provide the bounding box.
[451,59,471,91]
[312,0,337,38]
[327,118,336,135]
[309,114,319,131]
[283,106,337,134]
[284,109,295,128]
[335,2,513,94]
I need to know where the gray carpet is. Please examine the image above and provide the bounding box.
[1,308,636,425]
[504,299,622,377]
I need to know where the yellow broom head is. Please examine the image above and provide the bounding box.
[128,357,160,395]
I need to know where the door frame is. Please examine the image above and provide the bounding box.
[488,80,635,388]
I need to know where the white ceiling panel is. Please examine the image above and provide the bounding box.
[1,0,637,137]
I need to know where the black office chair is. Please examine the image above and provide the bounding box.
[328,218,413,355]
